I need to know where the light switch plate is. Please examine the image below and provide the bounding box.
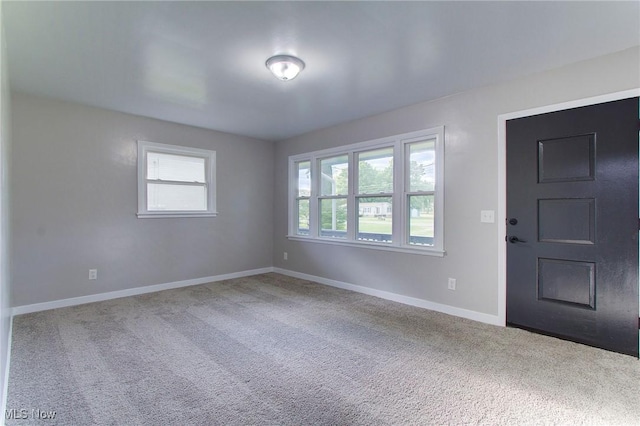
[480,210,495,223]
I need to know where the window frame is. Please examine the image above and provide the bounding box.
[288,127,445,256]
[317,154,349,239]
[137,140,217,219]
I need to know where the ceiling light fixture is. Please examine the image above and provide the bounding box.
[265,54,305,81]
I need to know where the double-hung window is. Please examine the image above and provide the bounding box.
[288,127,444,256]
[319,155,348,238]
[356,147,394,243]
[294,160,311,234]
[137,141,217,218]
[406,139,436,246]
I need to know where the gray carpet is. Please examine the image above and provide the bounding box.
[5,273,640,425]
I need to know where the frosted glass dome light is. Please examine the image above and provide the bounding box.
[266,55,305,81]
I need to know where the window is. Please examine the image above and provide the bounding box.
[137,141,217,218]
[294,160,311,234]
[406,140,435,246]
[288,127,444,256]
[357,147,394,243]
[319,155,348,238]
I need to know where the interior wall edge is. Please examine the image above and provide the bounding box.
[0,0,13,420]
[0,315,12,426]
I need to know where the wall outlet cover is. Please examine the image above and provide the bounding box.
[480,210,495,223]
[448,278,456,290]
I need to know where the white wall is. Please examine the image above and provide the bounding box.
[11,93,274,307]
[273,47,640,320]
[0,0,12,413]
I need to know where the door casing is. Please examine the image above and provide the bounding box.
[497,88,640,327]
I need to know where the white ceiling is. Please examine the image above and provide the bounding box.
[4,1,639,141]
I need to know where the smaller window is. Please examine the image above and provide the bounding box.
[137,141,217,218]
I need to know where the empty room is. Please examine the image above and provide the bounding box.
[1,1,639,425]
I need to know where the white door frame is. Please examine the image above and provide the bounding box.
[496,88,640,326]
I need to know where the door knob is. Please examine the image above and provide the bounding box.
[508,218,518,225]
[508,236,526,243]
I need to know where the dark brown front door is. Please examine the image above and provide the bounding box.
[506,97,639,357]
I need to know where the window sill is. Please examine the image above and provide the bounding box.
[137,212,218,219]
[286,235,446,257]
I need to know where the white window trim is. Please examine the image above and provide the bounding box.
[137,140,217,218]
[288,127,445,256]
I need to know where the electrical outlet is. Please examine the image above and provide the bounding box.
[448,278,456,290]
[89,269,98,280]
[283,252,288,261]
[480,210,495,223]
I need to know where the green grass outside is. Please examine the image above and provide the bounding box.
[358,214,434,237]
[300,214,434,238]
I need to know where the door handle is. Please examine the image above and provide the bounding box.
[508,236,526,244]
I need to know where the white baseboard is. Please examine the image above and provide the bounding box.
[1,315,13,426]
[274,267,501,326]
[10,265,501,327]
[10,267,275,316]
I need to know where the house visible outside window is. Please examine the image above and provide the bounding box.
[357,147,394,243]
[288,127,445,256]
[137,141,217,218]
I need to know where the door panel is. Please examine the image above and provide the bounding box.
[506,97,639,357]
[538,198,595,244]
